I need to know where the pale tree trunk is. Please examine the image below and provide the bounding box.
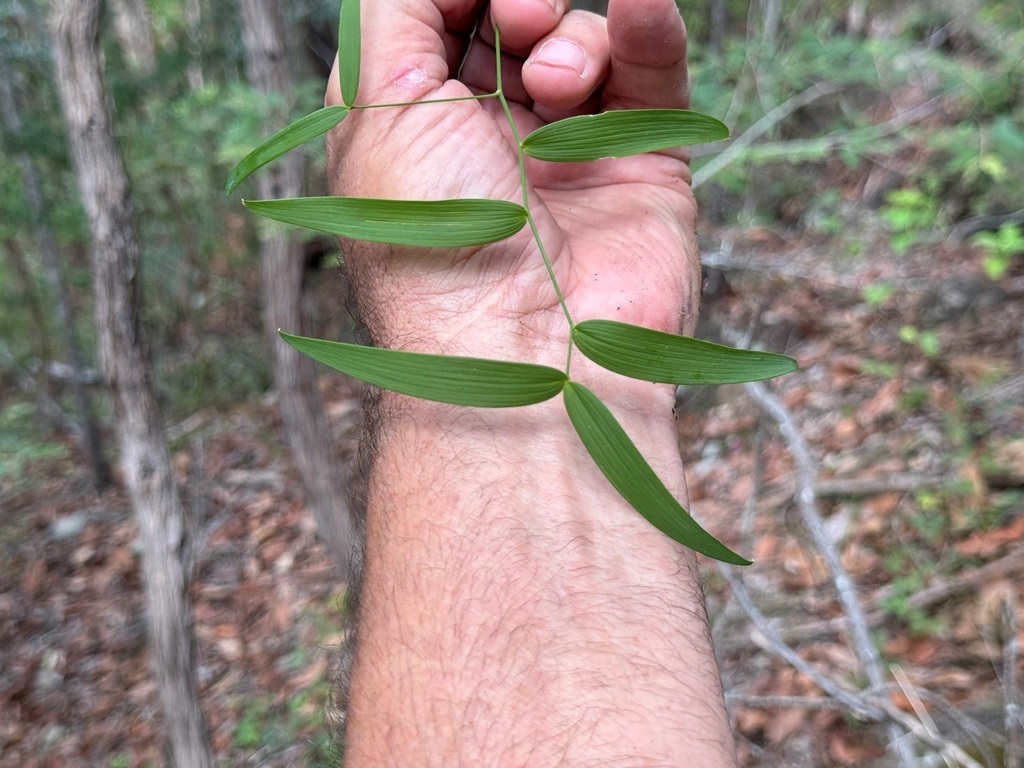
[50,2,214,766]
[847,0,867,36]
[185,0,205,90]
[759,0,782,53]
[239,0,355,575]
[108,0,156,74]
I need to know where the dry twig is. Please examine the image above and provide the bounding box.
[740,379,915,763]
[1005,590,1023,767]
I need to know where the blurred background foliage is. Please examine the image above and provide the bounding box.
[0,0,1021,481]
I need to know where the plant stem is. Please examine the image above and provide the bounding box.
[492,26,576,375]
[352,92,499,111]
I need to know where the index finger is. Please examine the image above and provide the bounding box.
[600,0,689,112]
[326,0,483,108]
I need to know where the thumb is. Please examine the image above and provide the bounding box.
[601,0,690,112]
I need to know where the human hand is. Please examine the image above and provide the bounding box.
[325,0,700,374]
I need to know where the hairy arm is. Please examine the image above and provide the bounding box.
[344,389,736,766]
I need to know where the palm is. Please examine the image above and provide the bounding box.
[327,0,697,358]
[332,94,697,358]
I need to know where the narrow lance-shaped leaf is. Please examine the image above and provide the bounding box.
[225,106,349,195]
[573,319,797,385]
[244,197,528,247]
[563,382,750,565]
[522,109,729,163]
[281,332,567,408]
[338,0,360,107]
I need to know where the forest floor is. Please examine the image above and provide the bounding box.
[2,211,1023,766]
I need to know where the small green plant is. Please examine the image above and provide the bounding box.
[233,697,270,750]
[908,490,948,546]
[970,222,1024,280]
[860,359,898,379]
[860,282,894,309]
[0,401,69,486]
[232,685,337,764]
[228,1,798,565]
[880,549,945,638]
[881,186,941,253]
[898,324,941,360]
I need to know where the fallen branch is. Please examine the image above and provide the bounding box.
[692,81,843,188]
[1005,590,1023,767]
[950,208,1024,241]
[719,563,882,719]
[721,563,987,766]
[720,543,1024,662]
[693,91,946,188]
[701,245,872,290]
[815,473,948,498]
[741,378,914,765]
[725,693,844,710]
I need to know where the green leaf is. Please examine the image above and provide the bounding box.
[573,320,796,385]
[522,109,729,163]
[225,106,350,195]
[338,0,360,106]
[281,332,567,407]
[244,197,528,247]
[563,383,750,564]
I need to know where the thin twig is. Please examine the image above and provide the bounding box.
[876,697,985,768]
[719,563,882,719]
[742,378,913,766]
[726,693,845,710]
[741,424,764,543]
[889,684,1003,763]
[718,545,1024,654]
[1005,590,1023,767]
[693,81,843,188]
[892,665,944,749]
[742,384,886,681]
[694,94,947,188]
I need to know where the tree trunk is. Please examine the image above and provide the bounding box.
[108,0,156,74]
[759,0,782,53]
[50,2,215,766]
[185,0,205,90]
[239,0,355,575]
[0,73,110,492]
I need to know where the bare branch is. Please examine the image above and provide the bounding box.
[719,563,882,719]
[742,382,888,693]
[694,94,946,188]
[692,81,843,188]
[741,375,912,765]
[726,693,845,710]
[1005,590,1023,767]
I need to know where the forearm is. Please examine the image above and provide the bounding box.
[344,385,737,767]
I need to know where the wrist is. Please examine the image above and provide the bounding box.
[368,371,691,574]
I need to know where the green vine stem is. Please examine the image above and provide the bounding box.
[492,27,577,374]
[227,1,798,565]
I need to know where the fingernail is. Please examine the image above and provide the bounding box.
[531,38,588,78]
